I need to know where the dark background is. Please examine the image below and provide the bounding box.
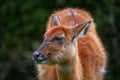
[0,0,120,80]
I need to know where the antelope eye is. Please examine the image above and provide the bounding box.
[54,36,64,41]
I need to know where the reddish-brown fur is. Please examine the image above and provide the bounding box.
[35,8,107,80]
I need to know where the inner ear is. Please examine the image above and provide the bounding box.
[78,20,92,37]
[51,14,61,27]
[71,20,93,40]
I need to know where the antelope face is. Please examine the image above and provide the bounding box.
[32,14,92,65]
[33,27,75,65]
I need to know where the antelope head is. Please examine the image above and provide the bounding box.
[33,14,92,65]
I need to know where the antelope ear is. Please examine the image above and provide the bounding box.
[72,20,93,40]
[51,14,61,27]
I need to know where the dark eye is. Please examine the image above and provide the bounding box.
[54,36,64,41]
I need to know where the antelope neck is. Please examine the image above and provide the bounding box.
[57,54,81,80]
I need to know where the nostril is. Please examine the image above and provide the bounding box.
[35,53,40,57]
[33,51,40,58]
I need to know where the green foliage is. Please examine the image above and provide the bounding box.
[0,0,120,80]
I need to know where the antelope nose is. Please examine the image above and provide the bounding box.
[33,51,40,61]
[33,51,47,61]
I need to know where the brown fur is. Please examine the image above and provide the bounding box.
[36,8,107,80]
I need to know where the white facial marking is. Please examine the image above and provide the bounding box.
[38,66,46,76]
[39,56,43,60]
[55,54,62,62]
[62,43,67,50]
[60,34,65,38]
[39,70,45,76]
[70,44,76,57]
[45,41,51,45]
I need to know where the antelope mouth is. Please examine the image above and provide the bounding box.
[32,51,51,64]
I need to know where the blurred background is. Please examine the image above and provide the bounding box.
[0,0,120,80]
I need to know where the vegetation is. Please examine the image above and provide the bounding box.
[0,0,120,80]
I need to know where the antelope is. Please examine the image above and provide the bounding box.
[32,8,107,80]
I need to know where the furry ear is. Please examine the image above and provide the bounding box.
[51,14,61,27]
[72,20,93,40]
